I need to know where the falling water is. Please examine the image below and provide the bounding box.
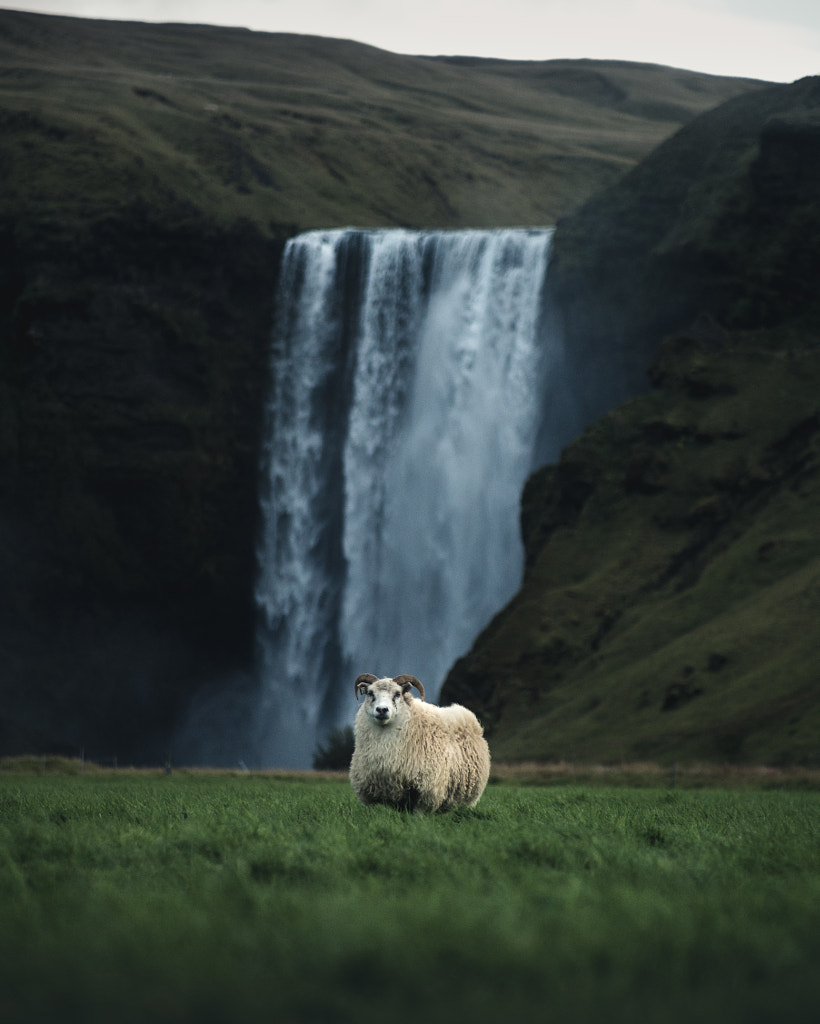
[254,227,564,767]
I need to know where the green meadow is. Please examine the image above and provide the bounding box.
[1,772,818,1024]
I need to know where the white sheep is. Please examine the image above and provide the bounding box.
[349,673,491,812]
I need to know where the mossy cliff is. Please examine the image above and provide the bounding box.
[545,76,820,423]
[0,10,764,760]
[442,77,820,766]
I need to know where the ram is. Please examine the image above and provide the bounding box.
[349,673,490,812]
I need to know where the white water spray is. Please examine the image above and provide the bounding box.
[255,228,561,767]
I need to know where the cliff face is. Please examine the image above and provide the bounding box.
[442,78,820,766]
[0,209,281,759]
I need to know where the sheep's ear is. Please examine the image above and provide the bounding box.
[355,673,378,700]
[394,675,425,701]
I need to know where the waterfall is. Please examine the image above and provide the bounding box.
[254,227,564,767]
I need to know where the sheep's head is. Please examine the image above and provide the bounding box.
[354,674,425,726]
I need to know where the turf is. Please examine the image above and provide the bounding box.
[1,773,817,1024]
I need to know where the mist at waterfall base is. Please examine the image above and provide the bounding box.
[177,227,589,769]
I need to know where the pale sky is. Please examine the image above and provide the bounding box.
[5,0,820,83]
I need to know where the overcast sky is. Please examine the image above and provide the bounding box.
[7,1,820,82]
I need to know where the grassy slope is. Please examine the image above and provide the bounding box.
[452,335,820,766]
[1,774,818,1024]
[443,78,820,768]
[0,10,765,233]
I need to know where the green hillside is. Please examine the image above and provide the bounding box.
[443,78,820,767]
[445,334,820,765]
[0,10,762,232]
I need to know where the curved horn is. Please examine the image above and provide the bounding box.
[354,673,378,700]
[394,675,424,700]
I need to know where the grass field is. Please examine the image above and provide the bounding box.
[1,772,818,1024]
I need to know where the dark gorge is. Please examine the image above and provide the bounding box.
[2,12,818,766]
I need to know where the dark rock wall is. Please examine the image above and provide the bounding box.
[0,209,282,759]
